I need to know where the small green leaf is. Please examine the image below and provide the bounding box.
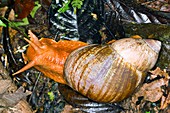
[30,1,41,18]
[58,1,71,13]
[1,17,28,38]
[145,111,150,113]
[58,0,84,13]
[71,0,84,9]
[9,17,29,27]
[0,19,6,27]
[48,91,55,101]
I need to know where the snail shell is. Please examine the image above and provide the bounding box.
[64,38,161,103]
[13,31,161,103]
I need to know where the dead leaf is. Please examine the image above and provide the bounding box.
[61,104,83,113]
[133,78,165,103]
[61,105,74,113]
[0,80,12,94]
[5,100,33,113]
[161,92,170,109]
[149,67,170,80]
[2,86,32,106]
[14,0,34,19]
[133,67,170,108]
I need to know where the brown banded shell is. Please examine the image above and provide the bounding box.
[64,38,161,103]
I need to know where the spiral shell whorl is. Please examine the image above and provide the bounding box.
[64,44,145,102]
[64,38,161,103]
[111,38,160,72]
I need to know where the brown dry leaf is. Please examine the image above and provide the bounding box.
[149,67,169,79]
[160,92,170,109]
[130,35,142,39]
[61,105,74,113]
[2,86,32,106]
[149,67,162,78]
[3,100,33,113]
[0,80,12,94]
[14,0,34,19]
[107,40,116,44]
[61,104,83,113]
[144,87,163,102]
[150,67,170,79]
[9,28,18,40]
[0,62,33,112]
[133,78,165,102]
[133,67,170,108]
[141,0,170,12]
[0,7,15,20]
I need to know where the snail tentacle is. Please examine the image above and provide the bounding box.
[13,60,35,75]
[28,30,42,47]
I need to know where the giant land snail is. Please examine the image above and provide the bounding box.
[13,30,161,103]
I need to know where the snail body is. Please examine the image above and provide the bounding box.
[13,30,161,103]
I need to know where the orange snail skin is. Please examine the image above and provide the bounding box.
[13,30,88,84]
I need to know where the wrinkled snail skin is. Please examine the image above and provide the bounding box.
[13,30,88,84]
[13,31,161,103]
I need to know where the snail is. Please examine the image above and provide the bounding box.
[13,30,161,103]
